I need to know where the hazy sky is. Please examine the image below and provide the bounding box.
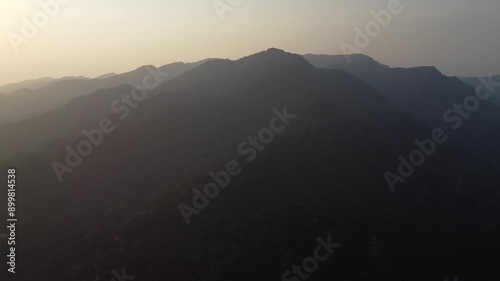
[1,0,499,86]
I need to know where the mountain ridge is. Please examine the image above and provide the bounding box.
[0,59,214,126]
[1,48,499,281]
[304,53,500,162]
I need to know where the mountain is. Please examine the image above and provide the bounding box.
[95,72,117,79]
[0,60,212,126]
[461,75,500,89]
[460,75,500,106]
[303,53,389,73]
[1,49,498,281]
[0,76,90,93]
[0,77,57,93]
[304,54,500,163]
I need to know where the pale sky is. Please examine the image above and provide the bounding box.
[1,0,499,86]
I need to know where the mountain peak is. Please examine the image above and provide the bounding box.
[264,47,287,54]
[254,48,297,57]
[236,48,316,71]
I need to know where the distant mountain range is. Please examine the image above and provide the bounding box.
[0,60,211,126]
[304,54,500,163]
[0,76,89,93]
[1,49,498,281]
[0,73,118,94]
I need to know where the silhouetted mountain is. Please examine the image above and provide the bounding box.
[460,75,500,106]
[304,54,500,163]
[0,76,90,93]
[2,49,498,281]
[0,84,136,163]
[0,77,57,93]
[303,53,389,73]
[0,59,212,126]
[96,72,117,79]
[461,75,500,88]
